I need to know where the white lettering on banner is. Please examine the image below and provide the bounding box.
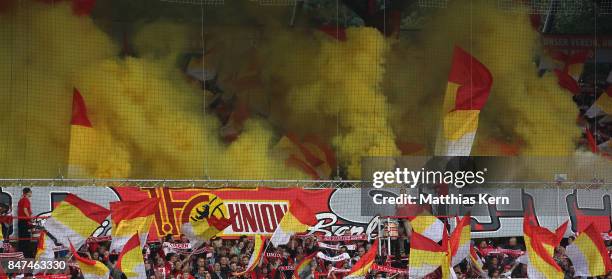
[265,253,284,259]
[372,264,407,274]
[316,235,368,242]
[542,36,612,49]
[277,266,295,271]
[163,242,192,254]
[317,242,356,250]
[307,213,379,239]
[327,267,351,276]
[316,252,351,262]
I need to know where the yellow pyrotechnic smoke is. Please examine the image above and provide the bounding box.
[387,0,580,157]
[262,27,400,178]
[0,1,117,177]
[2,0,603,182]
[0,1,303,180]
[72,23,304,179]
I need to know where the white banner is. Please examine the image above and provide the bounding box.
[317,242,356,250]
[163,242,192,254]
[328,267,351,276]
[316,252,350,262]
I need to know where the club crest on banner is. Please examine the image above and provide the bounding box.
[181,193,228,225]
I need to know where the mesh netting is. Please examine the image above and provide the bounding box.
[0,185,608,277]
[0,0,611,182]
[159,0,225,5]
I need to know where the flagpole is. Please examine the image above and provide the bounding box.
[377,216,382,258]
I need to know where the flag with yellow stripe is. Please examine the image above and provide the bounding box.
[67,87,130,178]
[523,215,565,279]
[408,215,445,243]
[292,252,317,279]
[468,244,486,277]
[585,88,612,118]
[109,198,158,253]
[35,230,58,260]
[450,214,471,267]
[117,233,146,279]
[70,241,110,279]
[435,46,492,156]
[43,194,109,251]
[345,239,378,278]
[566,223,612,277]
[550,50,589,81]
[409,230,450,279]
[275,133,336,180]
[270,198,317,247]
[232,235,265,277]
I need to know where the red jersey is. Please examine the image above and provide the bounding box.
[17,196,31,222]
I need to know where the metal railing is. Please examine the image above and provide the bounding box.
[0,178,609,189]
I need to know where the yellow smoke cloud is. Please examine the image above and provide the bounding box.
[1,0,605,182]
[73,24,303,180]
[0,1,117,177]
[261,27,400,178]
[0,1,303,180]
[387,0,581,157]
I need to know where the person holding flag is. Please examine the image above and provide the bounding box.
[109,198,159,254]
[37,194,110,261]
[69,241,110,279]
[344,239,378,278]
[270,198,317,247]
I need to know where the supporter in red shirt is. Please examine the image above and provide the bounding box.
[17,188,33,258]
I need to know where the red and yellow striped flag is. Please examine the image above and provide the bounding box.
[435,46,492,156]
[67,88,130,178]
[67,88,93,178]
[585,87,612,118]
[408,215,445,243]
[345,239,378,278]
[270,198,316,247]
[275,133,336,180]
[554,69,581,95]
[70,241,110,279]
[409,230,450,279]
[43,194,109,250]
[117,233,146,279]
[566,223,612,277]
[523,216,565,279]
[292,252,317,279]
[550,50,589,81]
[551,50,589,95]
[232,235,265,277]
[109,198,158,253]
[468,244,486,277]
[450,214,471,267]
[35,230,57,260]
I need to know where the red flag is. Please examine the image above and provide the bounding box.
[554,69,580,95]
[317,25,347,41]
[585,128,599,153]
[71,0,96,15]
[71,88,92,127]
[346,239,378,277]
[447,46,493,111]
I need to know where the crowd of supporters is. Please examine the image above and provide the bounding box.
[1,222,610,279]
[574,68,612,154]
[0,190,609,278]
